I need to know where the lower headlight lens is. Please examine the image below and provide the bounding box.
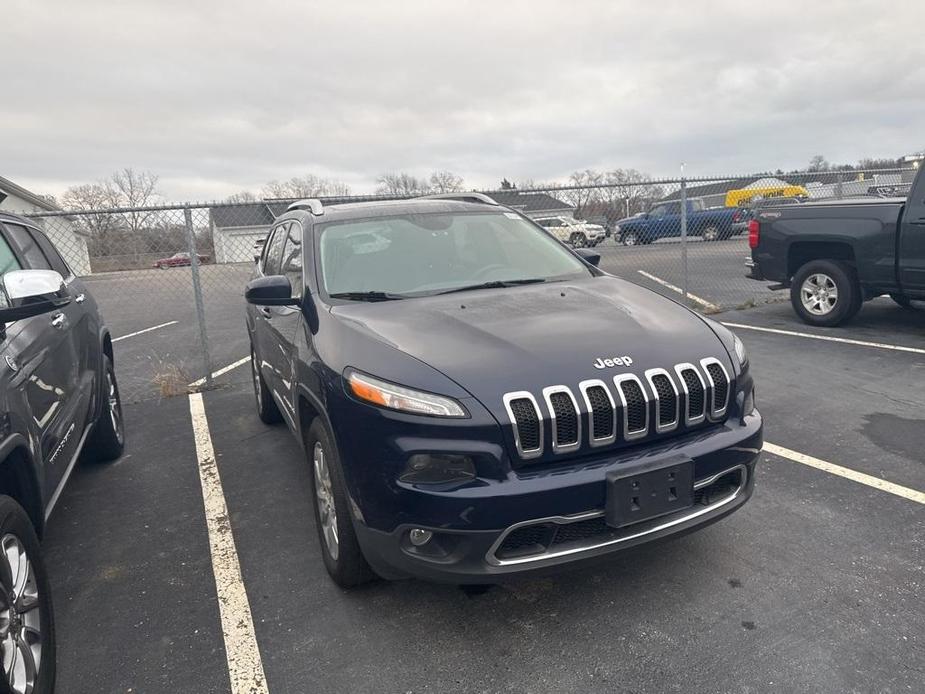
[400,454,476,484]
[347,370,468,417]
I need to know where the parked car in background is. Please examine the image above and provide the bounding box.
[746,162,925,325]
[245,193,761,587]
[613,200,738,245]
[0,211,126,693]
[152,251,209,269]
[534,216,606,247]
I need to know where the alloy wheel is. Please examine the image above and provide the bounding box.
[800,273,839,315]
[0,534,42,694]
[312,442,339,561]
[107,370,124,445]
[251,351,261,408]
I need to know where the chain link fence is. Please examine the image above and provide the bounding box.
[25,166,916,402]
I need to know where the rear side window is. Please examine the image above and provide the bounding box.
[31,229,72,278]
[4,224,51,270]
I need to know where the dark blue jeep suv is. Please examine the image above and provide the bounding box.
[245,194,762,586]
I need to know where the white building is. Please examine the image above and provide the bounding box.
[0,175,92,276]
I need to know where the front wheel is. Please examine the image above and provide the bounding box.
[621,231,638,246]
[702,225,719,242]
[85,355,125,462]
[790,260,860,327]
[0,495,56,694]
[305,419,374,588]
[569,232,586,248]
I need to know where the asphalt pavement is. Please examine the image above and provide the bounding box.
[42,296,925,693]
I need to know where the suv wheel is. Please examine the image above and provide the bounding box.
[306,419,374,587]
[791,260,860,327]
[621,231,638,246]
[251,347,281,425]
[86,355,125,462]
[569,232,586,248]
[0,495,56,694]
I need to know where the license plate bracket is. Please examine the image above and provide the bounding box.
[605,456,694,528]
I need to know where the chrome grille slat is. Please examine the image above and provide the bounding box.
[700,357,731,420]
[542,386,581,454]
[613,373,649,440]
[502,392,543,459]
[674,363,707,426]
[578,379,617,447]
[644,368,679,433]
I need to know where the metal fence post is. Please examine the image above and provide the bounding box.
[835,171,844,199]
[680,174,689,303]
[185,208,214,387]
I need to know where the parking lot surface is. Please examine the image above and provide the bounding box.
[44,290,923,693]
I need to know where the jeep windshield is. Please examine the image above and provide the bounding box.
[318,212,592,300]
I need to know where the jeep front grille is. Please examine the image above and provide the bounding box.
[503,358,732,460]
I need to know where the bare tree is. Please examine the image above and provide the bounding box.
[225,190,259,203]
[262,175,351,199]
[428,171,464,193]
[806,155,830,173]
[562,169,604,213]
[61,183,120,238]
[375,173,431,197]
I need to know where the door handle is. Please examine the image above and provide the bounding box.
[51,313,67,329]
[74,293,86,303]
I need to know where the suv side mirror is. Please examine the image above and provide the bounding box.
[574,248,601,266]
[245,275,299,306]
[0,269,70,322]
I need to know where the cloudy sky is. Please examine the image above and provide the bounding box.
[4,0,924,201]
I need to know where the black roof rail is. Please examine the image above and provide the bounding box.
[416,192,499,205]
[287,199,324,215]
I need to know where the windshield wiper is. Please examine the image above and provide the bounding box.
[329,291,406,302]
[433,278,549,296]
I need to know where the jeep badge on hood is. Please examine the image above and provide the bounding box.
[592,355,633,369]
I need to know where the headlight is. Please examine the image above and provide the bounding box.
[347,370,468,417]
[732,333,748,367]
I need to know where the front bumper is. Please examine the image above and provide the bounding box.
[352,413,762,583]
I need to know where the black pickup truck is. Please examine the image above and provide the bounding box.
[746,166,925,326]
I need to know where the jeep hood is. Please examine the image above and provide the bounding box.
[330,276,731,413]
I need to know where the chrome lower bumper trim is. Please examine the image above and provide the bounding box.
[485,464,748,567]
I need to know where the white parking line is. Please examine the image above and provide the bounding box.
[112,320,178,342]
[765,442,925,505]
[636,270,719,311]
[723,322,925,356]
[188,393,269,694]
[189,356,250,388]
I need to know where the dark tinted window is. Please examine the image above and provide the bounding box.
[280,223,303,297]
[4,224,51,270]
[263,223,289,275]
[31,229,72,277]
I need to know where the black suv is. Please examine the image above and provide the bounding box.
[245,194,761,587]
[0,211,125,693]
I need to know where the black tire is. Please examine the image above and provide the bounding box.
[621,231,638,246]
[569,232,586,248]
[890,293,915,309]
[790,260,860,327]
[85,355,125,462]
[0,495,56,694]
[250,346,281,425]
[305,419,375,588]
[702,225,720,242]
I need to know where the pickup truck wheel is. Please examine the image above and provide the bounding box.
[0,495,56,694]
[621,231,638,246]
[702,226,719,242]
[305,419,375,587]
[85,355,125,463]
[251,347,282,425]
[791,260,859,327]
[890,293,915,309]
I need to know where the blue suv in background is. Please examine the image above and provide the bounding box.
[245,194,762,586]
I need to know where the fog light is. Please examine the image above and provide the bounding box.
[409,528,433,546]
[399,454,476,485]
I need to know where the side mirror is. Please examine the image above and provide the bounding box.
[575,248,601,266]
[245,275,299,306]
[0,269,70,322]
